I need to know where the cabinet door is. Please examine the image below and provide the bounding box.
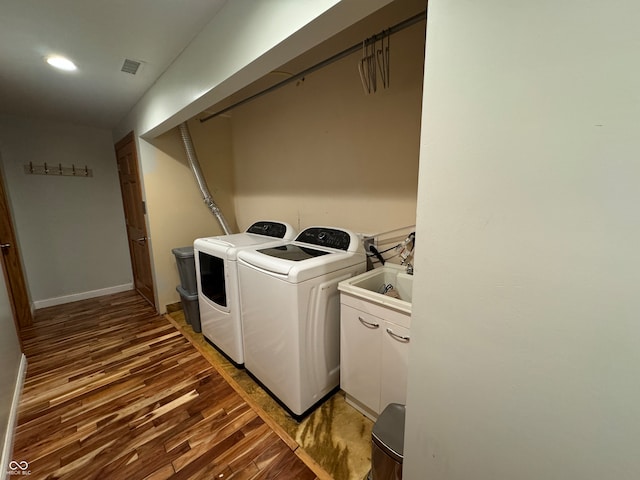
[380,322,410,410]
[340,305,382,413]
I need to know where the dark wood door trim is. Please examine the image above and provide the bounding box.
[114,132,156,309]
[0,167,32,345]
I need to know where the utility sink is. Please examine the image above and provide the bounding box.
[338,263,413,315]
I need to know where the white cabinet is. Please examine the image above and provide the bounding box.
[340,300,410,420]
[380,322,410,411]
[341,307,382,415]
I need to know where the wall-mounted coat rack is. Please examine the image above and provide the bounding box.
[23,162,93,177]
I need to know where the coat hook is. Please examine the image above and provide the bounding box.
[58,163,63,175]
[72,164,76,176]
[29,162,34,174]
[44,162,49,174]
[84,165,89,176]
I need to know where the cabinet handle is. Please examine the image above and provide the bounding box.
[386,327,410,343]
[358,316,380,329]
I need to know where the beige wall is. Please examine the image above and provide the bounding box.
[142,119,235,311]
[149,20,428,312]
[222,22,425,235]
[185,116,238,233]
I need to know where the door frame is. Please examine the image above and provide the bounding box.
[114,132,157,310]
[0,165,32,345]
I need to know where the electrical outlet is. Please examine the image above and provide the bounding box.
[363,236,376,253]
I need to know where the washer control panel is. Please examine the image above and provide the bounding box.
[296,227,351,250]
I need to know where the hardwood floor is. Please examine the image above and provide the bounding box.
[12,291,322,480]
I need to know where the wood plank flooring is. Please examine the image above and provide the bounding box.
[12,291,320,480]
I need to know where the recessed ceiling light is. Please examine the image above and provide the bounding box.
[46,56,77,71]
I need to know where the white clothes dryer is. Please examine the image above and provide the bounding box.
[194,221,296,366]
[237,226,366,418]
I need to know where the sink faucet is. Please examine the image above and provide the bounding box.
[399,232,415,275]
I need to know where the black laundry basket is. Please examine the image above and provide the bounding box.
[369,403,405,480]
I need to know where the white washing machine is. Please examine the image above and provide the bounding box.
[194,221,296,366]
[237,226,366,418]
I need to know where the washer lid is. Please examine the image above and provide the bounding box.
[257,244,330,262]
[194,221,296,249]
[202,233,277,248]
[238,245,365,281]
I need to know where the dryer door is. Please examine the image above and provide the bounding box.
[198,251,227,309]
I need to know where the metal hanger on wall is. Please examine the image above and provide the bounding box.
[358,29,390,95]
[199,10,426,123]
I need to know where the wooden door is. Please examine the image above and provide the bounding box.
[0,168,32,334]
[114,132,156,308]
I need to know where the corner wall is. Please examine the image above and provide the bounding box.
[405,1,640,478]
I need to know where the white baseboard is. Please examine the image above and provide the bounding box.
[33,283,134,309]
[1,354,27,480]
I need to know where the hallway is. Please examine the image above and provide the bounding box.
[11,291,321,480]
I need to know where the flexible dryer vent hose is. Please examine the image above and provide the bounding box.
[178,122,232,235]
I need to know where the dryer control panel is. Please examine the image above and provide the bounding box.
[246,221,288,238]
[296,227,352,250]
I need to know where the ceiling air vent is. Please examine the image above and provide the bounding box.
[121,59,141,75]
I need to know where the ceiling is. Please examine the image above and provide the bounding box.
[0,0,427,133]
[0,0,227,129]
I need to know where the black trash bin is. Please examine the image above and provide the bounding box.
[171,246,197,294]
[369,403,405,480]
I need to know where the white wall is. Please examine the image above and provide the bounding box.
[0,271,22,478]
[0,115,132,306]
[405,1,640,478]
